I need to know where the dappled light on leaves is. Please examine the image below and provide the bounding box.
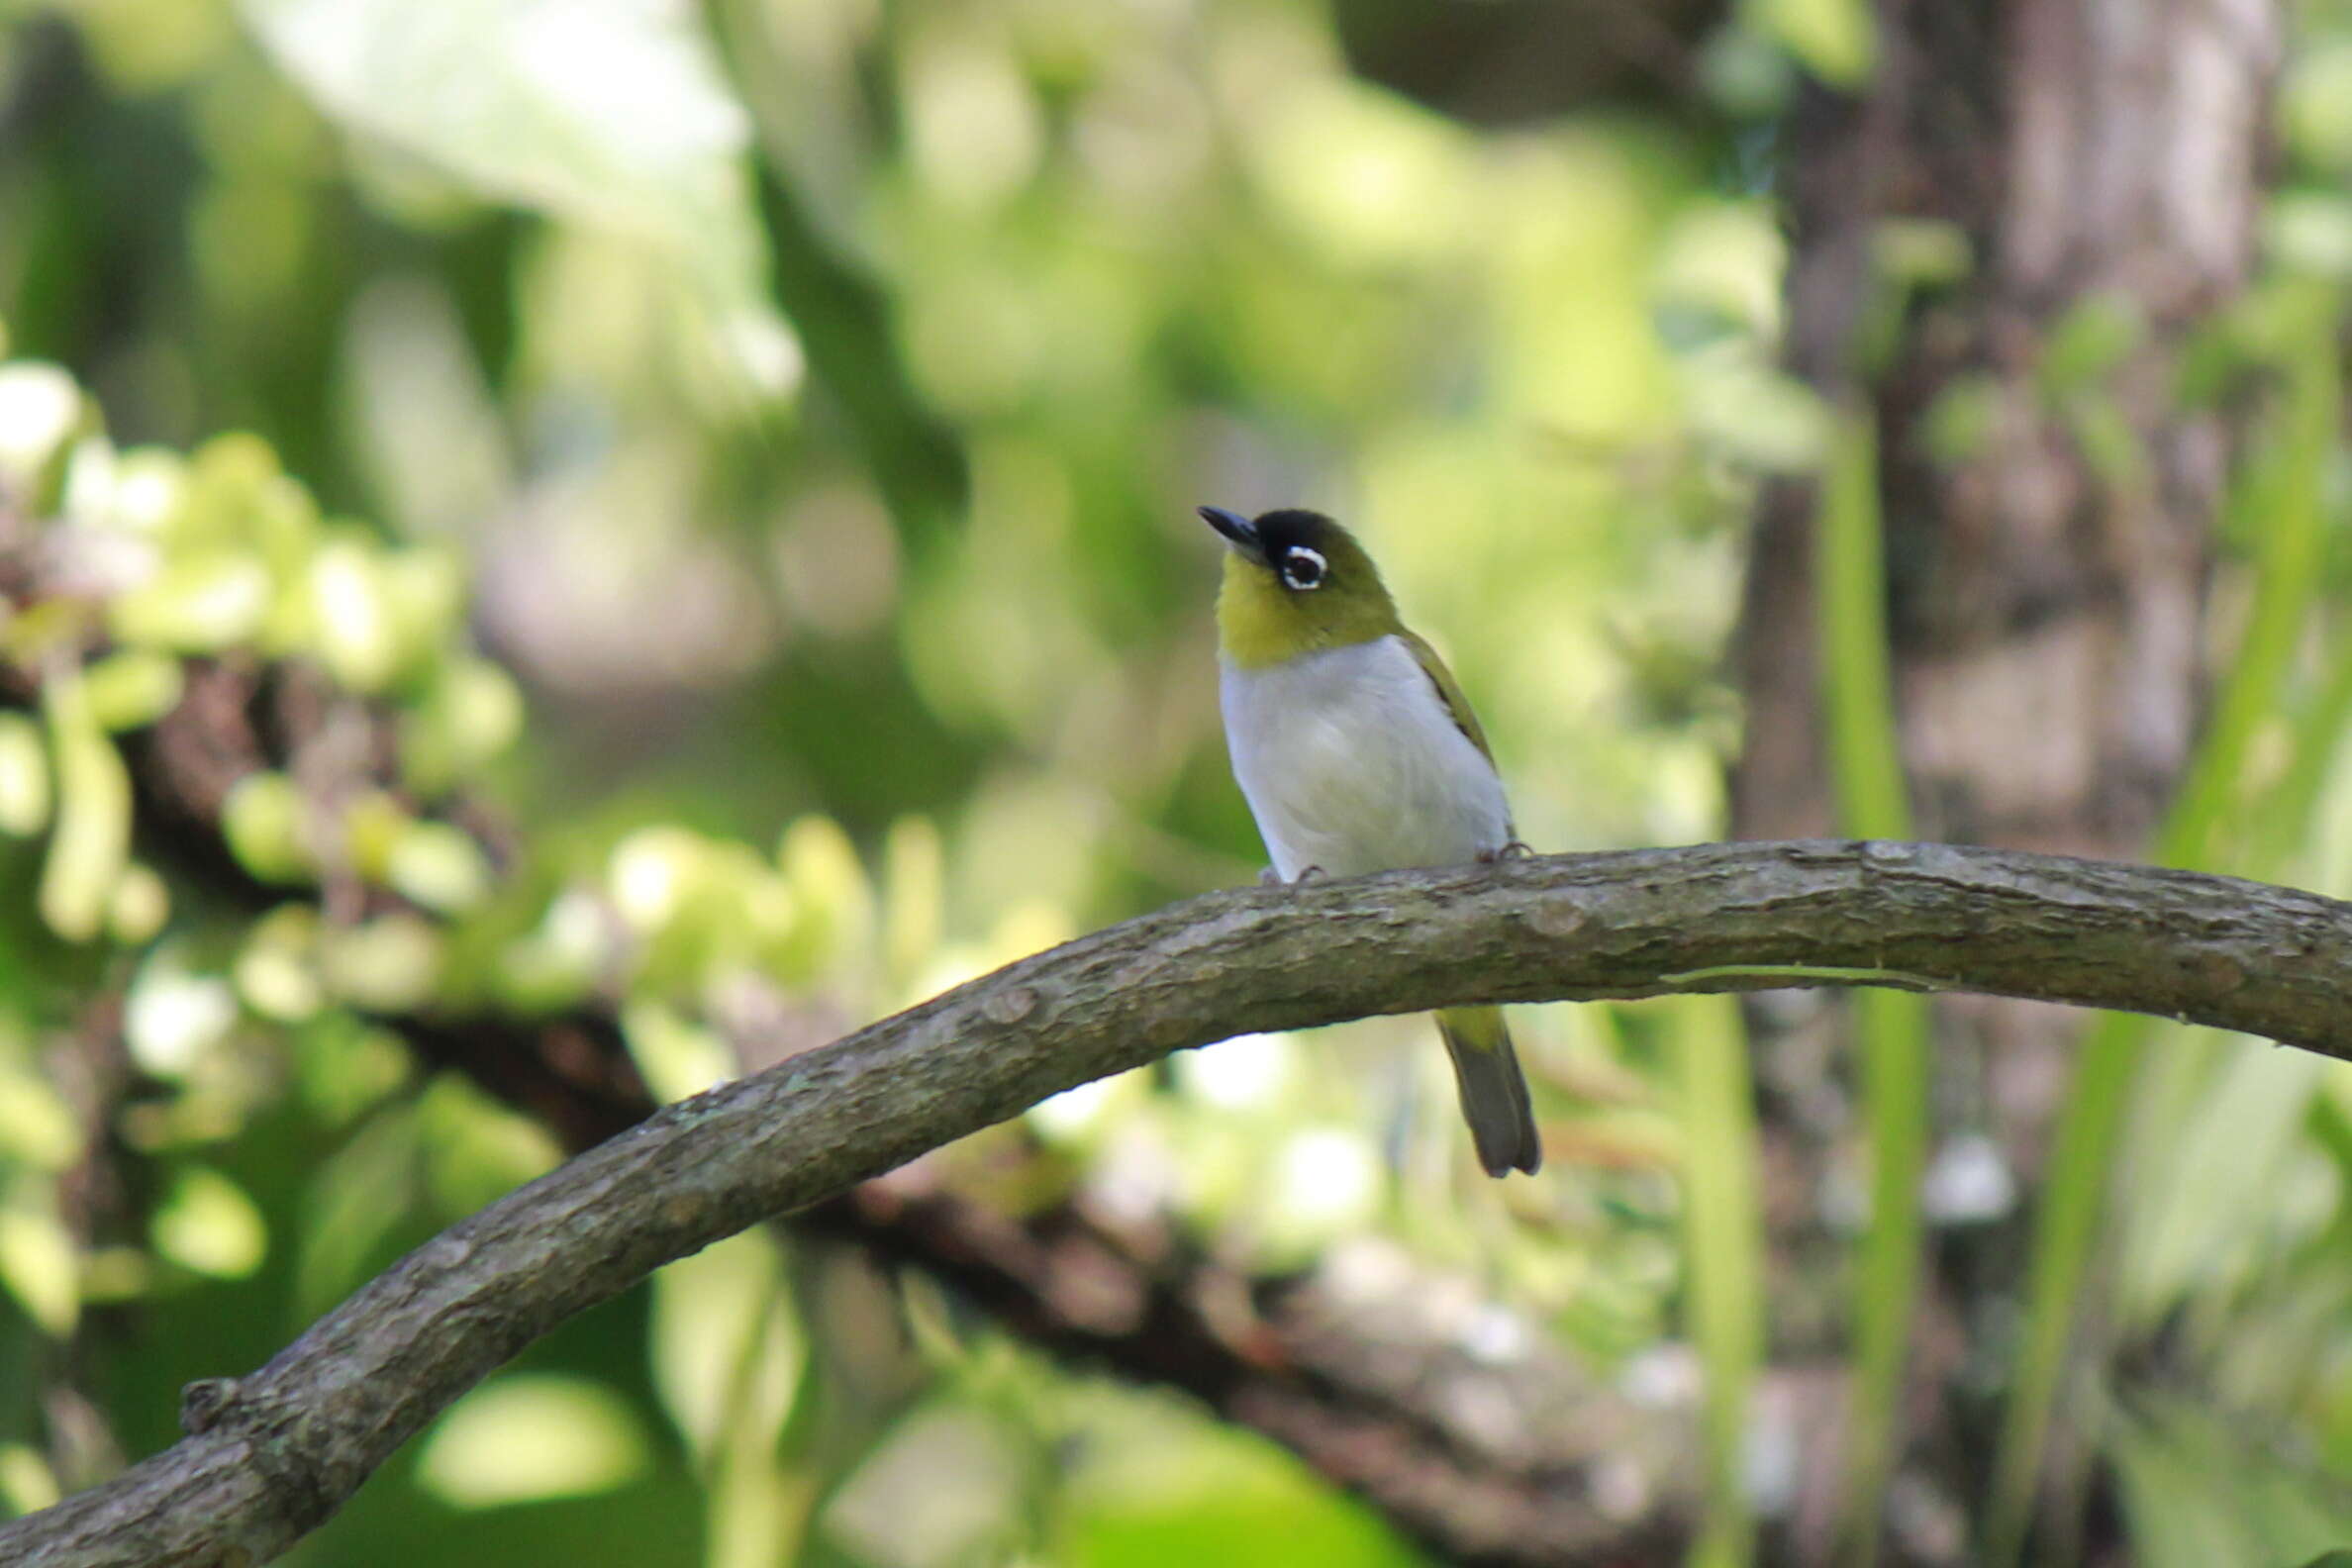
[6,0,2352,1563]
[415,1374,651,1510]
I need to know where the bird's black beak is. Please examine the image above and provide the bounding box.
[1198,505,1264,562]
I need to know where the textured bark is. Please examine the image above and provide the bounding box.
[1729,2,2283,1550]
[1735,0,2283,1121]
[7,840,2352,1566]
[1881,0,2279,1217]
[1739,3,2280,854]
[1875,0,2274,904]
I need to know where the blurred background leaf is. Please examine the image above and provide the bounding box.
[3,0,2352,1565]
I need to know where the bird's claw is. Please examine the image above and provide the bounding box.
[1260,865,1325,886]
[1479,840,1534,864]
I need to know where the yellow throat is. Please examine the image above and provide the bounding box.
[1215,543,1402,669]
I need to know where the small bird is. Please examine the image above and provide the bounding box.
[1201,504,1541,1177]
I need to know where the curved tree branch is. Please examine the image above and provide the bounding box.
[7,838,2352,1565]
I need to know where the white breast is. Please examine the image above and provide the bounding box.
[1221,635,1514,881]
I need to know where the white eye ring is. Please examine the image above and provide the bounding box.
[1280,547,1326,589]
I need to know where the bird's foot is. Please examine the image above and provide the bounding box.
[1261,864,1327,886]
[1479,840,1534,864]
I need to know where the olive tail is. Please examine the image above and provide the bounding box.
[1435,1007,1541,1177]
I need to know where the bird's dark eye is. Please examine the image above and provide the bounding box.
[1280,547,1326,590]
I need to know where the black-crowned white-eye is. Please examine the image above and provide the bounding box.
[1201,504,1541,1178]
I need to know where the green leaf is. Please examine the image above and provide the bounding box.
[220,771,313,885]
[1870,219,1971,292]
[105,863,170,947]
[0,1203,78,1336]
[2116,1038,2324,1327]
[2066,393,2146,489]
[494,893,608,1014]
[238,0,792,390]
[1672,994,1764,1567]
[306,539,400,692]
[1992,315,2344,1563]
[1917,374,2002,467]
[236,906,328,1025]
[0,1067,80,1172]
[883,817,944,996]
[80,650,185,732]
[2265,193,2352,280]
[1814,409,1910,841]
[175,432,289,546]
[297,1102,422,1314]
[291,1015,414,1129]
[0,713,51,836]
[775,814,875,986]
[0,362,89,510]
[2110,1399,2352,1568]
[107,553,272,651]
[1061,1406,1422,1568]
[825,1403,1033,1568]
[649,1228,802,1461]
[0,1444,60,1519]
[317,914,445,1012]
[38,670,133,943]
[399,655,523,795]
[2039,294,2146,397]
[2284,38,2352,171]
[1813,408,1928,1564]
[150,1166,268,1280]
[384,821,494,914]
[416,1374,649,1509]
[414,1074,560,1217]
[1746,0,1876,88]
[622,1000,735,1106]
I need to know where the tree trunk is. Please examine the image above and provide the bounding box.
[1729,0,2281,1554]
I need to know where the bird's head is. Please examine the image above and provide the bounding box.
[1199,506,1401,668]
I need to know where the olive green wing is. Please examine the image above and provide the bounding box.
[1398,629,1495,764]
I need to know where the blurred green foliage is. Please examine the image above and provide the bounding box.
[1,0,2351,1564]
[0,0,1780,1560]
